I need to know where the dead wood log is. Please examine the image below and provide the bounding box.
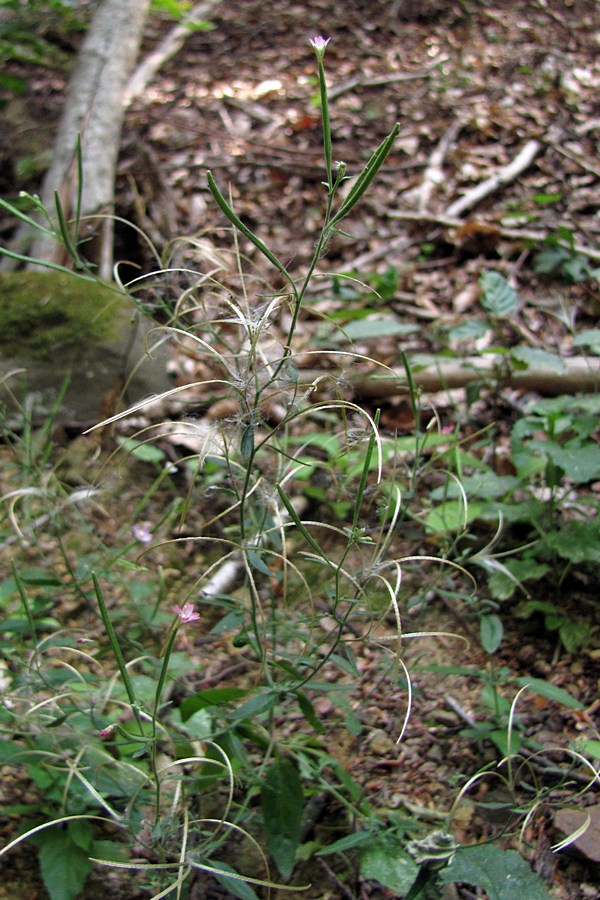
[300,355,600,399]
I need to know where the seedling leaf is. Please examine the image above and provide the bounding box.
[479,271,519,317]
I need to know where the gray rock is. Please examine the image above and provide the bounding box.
[0,271,172,424]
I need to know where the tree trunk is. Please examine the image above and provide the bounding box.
[27,0,150,279]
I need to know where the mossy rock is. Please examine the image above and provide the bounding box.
[0,271,172,423]
[0,271,129,359]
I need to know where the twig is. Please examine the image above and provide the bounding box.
[445,140,542,219]
[318,858,355,900]
[547,141,600,179]
[328,57,448,101]
[418,119,464,213]
[124,0,222,109]
[200,555,242,599]
[347,233,426,271]
[445,694,477,728]
[383,209,600,263]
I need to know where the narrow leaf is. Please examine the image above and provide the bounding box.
[261,758,304,879]
[330,123,400,226]
[514,677,584,710]
[207,171,296,293]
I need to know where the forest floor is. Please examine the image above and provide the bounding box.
[1,1,600,898]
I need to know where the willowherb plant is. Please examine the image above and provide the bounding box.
[0,35,415,897]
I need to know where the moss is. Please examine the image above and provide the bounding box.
[0,271,132,361]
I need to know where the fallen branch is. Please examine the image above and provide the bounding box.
[328,57,448,101]
[299,355,600,399]
[418,119,464,213]
[445,140,542,219]
[383,209,600,263]
[124,0,223,109]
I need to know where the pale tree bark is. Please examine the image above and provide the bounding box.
[303,356,600,399]
[24,0,151,278]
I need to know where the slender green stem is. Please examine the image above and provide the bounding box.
[152,624,179,817]
[92,573,144,734]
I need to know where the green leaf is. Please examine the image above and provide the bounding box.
[535,246,570,275]
[480,614,503,654]
[487,558,549,600]
[514,677,584,710]
[68,820,93,852]
[544,521,600,563]
[246,548,271,576]
[240,423,255,461]
[542,444,600,484]
[577,739,600,760]
[440,844,550,899]
[90,839,129,863]
[332,316,419,342]
[176,707,213,739]
[316,831,373,856]
[359,839,419,895]
[261,758,304,878]
[117,436,165,465]
[294,690,324,734]
[424,500,485,534]
[230,690,276,721]
[38,827,92,900]
[573,329,600,354]
[207,170,296,293]
[510,346,566,371]
[180,687,248,720]
[448,319,490,342]
[558,619,590,653]
[533,192,562,206]
[479,271,519,317]
[213,862,261,900]
[330,123,400,226]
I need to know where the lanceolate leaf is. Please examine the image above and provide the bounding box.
[206,171,296,293]
[261,758,304,879]
[330,123,400,226]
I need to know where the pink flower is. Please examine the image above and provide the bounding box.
[173,602,200,624]
[309,35,330,58]
[99,725,115,738]
[132,522,154,544]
